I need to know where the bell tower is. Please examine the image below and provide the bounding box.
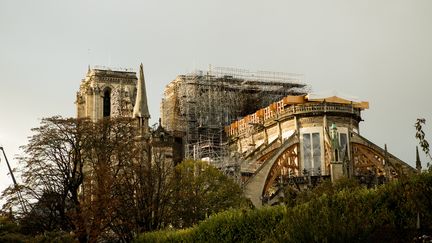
[76,66,138,121]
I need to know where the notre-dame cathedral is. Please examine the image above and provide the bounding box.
[75,64,418,208]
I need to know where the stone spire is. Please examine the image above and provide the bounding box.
[416,146,422,172]
[133,63,150,119]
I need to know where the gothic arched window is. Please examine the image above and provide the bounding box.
[103,88,111,117]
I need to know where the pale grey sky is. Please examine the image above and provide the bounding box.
[1,0,432,197]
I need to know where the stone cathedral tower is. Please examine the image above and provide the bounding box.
[75,64,182,164]
[75,64,150,125]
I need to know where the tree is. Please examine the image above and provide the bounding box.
[1,116,93,241]
[170,160,249,228]
[18,190,72,235]
[415,118,432,170]
[1,116,249,241]
[0,116,145,242]
[109,136,176,239]
[78,117,141,242]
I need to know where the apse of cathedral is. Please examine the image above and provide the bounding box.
[226,92,417,207]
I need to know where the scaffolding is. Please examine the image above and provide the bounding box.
[160,66,309,170]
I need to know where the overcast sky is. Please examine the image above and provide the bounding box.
[1,0,431,199]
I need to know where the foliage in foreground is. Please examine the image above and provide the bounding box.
[1,117,248,242]
[137,172,432,243]
[0,215,76,243]
[170,159,250,228]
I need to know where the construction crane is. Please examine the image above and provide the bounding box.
[0,146,27,214]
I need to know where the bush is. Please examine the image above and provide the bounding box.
[136,173,432,242]
[135,228,194,242]
[32,231,77,243]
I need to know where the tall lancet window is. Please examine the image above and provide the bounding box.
[103,88,111,117]
[302,132,321,175]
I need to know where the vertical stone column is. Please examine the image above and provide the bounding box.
[277,120,282,142]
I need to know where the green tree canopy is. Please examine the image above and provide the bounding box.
[170,160,250,228]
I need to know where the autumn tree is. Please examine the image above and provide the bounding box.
[107,134,176,239]
[0,117,146,242]
[1,116,94,241]
[79,117,141,242]
[1,116,249,241]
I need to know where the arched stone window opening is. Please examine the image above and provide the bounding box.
[103,88,111,117]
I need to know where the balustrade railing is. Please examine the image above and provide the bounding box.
[229,103,361,137]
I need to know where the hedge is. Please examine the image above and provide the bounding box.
[136,173,432,242]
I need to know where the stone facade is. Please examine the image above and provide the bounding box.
[76,68,137,121]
